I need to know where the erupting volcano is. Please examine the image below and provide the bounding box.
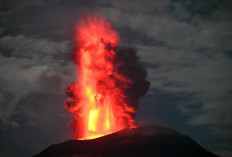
[34,14,218,157]
[64,15,150,140]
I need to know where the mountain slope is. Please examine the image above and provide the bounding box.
[34,125,218,157]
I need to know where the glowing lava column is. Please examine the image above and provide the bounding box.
[65,15,136,140]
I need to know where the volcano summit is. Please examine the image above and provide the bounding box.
[34,125,218,157]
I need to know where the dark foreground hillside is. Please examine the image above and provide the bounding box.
[34,125,218,157]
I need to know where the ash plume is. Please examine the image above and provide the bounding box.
[114,46,150,114]
[64,15,150,139]
[65,45,150,137]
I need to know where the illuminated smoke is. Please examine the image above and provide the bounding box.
[64,15,150,140]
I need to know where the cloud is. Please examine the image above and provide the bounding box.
[215,151,232,157]
[136,44,232,137]
[0,61,71,129]
[0,35,70,57]
[97,0,169,13]
[98,0,232,51]
[0,34,75,130]
[96,0,232,142]
[0,0,62,16]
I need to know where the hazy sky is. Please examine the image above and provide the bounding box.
[0,0,232,157]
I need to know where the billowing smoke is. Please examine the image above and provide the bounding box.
[64,15,150,139]
[114,46,150,114]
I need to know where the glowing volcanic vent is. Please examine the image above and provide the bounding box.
[64,15,150,140]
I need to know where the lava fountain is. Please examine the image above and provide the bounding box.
[64,15,150,140]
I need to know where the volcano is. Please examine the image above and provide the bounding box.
[37,15,218,157]
[33,125,218,157]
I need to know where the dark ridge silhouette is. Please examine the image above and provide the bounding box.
[33,125,218,157]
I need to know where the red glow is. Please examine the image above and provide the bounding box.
[65,15,136,140]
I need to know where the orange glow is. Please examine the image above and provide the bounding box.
[65,15,137,140]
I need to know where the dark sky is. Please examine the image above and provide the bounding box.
[0,0,232,157]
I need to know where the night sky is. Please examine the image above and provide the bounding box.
[0,0,232,157]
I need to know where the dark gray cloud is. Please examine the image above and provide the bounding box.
[0,33,75,130]
[0,0,232,156]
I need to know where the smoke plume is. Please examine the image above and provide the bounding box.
[64,15,150,139]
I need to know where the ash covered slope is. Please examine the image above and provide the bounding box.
[34,125,218,157]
